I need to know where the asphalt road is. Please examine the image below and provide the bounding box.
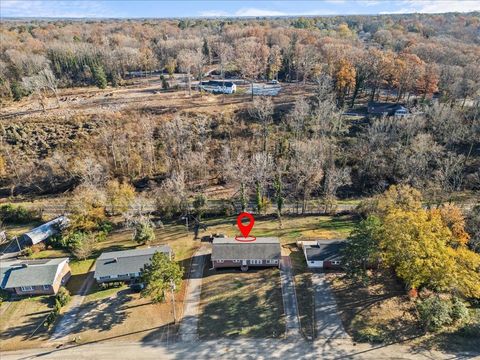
[1,338,465,360]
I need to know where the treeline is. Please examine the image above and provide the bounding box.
[1,13,479,106]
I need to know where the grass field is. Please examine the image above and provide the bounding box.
[66,259,95,295]
[0,296,54,351]
[58,288,180,344]
[198,264,285,339]
[326,272,419,344]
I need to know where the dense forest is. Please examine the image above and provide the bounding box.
[0,13,479,221]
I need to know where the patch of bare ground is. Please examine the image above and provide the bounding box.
[326,271,422,343]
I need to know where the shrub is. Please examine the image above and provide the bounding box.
[56,286,71,307]
[0,289,11,305]
[417,296,453,332]
[355,326,386,343]
[0,204,41,224]
[10,81,25,101]
[43,311,58,328]
[450,297,470,324]
[133,221,155,245]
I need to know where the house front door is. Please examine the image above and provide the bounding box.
[242,260,247,266]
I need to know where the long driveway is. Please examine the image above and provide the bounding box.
[279,256,301,339]
[178,246,209,342]
[312,272,349,339]
[50,267,96,342]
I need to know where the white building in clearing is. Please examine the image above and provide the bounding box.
[200,80,236,94]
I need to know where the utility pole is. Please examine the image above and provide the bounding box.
[171,281,176,324]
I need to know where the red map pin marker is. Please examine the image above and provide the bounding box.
[236,212,256,242]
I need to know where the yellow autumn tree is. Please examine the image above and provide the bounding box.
[106,179,136,215]
[381,209,457,292]
[67,185,107,232]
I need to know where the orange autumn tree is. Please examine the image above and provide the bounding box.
[334,58,356,106]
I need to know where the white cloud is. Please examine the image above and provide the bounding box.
[1,0,118,18]
[385,0,480,14]
[234,8,287,17]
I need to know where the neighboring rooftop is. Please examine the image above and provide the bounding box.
[94,246,172,279]
[212,237,281,260]
[0,258,69,288]
[304,240,346,262]
[22,216,69,245]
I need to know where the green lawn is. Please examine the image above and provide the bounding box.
[66,259,95,295]
[85,284,128,302]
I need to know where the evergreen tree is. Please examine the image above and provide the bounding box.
[92,65,107,89]
[141,252,183,303]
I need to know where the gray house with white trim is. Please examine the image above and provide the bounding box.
[211,237,281,271]
[0,258,71,295]
[94,246,172,284]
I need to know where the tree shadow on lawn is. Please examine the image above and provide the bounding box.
[0,298,54,343]
[68,290,132,333]
[328,272,406,332]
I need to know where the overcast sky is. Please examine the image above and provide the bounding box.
[2,0,480,18]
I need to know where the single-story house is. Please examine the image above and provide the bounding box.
[94,246,172,284]
[211,237,281,271]
[0,258,71,295]
[301,240,346,269]
[22,216,69,246]
[200,80,236,94]
[367,102,408,117]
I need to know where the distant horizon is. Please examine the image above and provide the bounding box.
[1,0,480,19]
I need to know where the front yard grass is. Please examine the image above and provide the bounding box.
[66,259,95,295]
[198,263,285,339]
[0,296,54,351]
[326,272,420,343]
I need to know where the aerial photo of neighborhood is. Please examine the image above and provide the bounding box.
[0,1,479,359]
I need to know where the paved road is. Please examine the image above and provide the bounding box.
[279,256,301,339]
[50,268,96,342]
[312,272,349,339]
[1,337,467,360]
[178,246,209,342]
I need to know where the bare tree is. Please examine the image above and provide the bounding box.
[178,49,199,96]
[248,96,274,152]
[235,38,269,100]
[22,68,60,111]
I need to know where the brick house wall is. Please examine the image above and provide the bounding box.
[13,262,71,296]
[213,259,280,269]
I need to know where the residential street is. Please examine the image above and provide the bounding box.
[279,256,301,339]
[178,246,209,342]
[50,267,96,342]
[312,272,349,339]
[1,337,466,360]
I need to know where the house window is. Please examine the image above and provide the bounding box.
[250,260,262,265]
[43,285,50,290]
[217,260,224,263]
[20,286,34,292]
[129,273,137,277]
[233,260,240,263]
[99,276,111,280]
